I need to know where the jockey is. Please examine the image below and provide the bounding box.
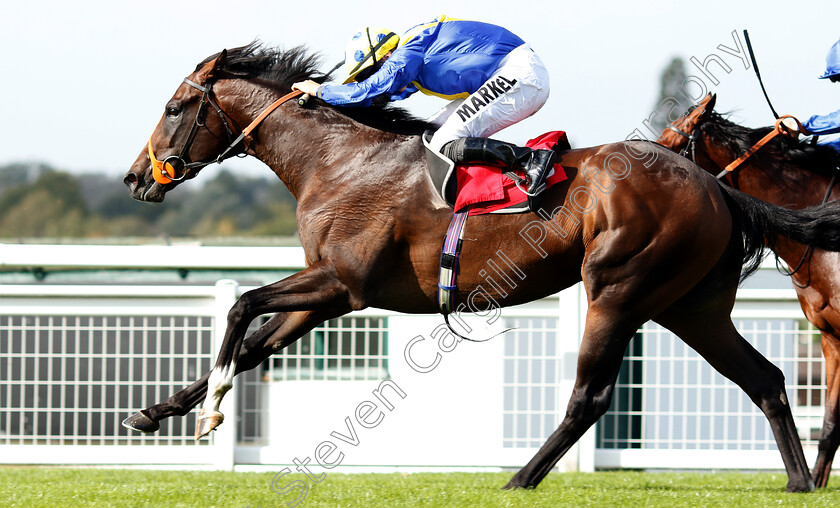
[292,16,555,199]
[802,38,840,151]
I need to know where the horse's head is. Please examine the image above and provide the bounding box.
[124,51,236,202]
[125,42,432,205]
[658,93,717,157]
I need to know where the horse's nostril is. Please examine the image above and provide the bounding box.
[124,173,138,187]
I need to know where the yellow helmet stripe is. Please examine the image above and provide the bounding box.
[347,28,399,77]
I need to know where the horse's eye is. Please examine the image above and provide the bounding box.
[166,106,181,117]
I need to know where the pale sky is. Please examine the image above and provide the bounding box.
[1,0,838,179]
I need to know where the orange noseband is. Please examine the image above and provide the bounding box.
[148,139,174,185]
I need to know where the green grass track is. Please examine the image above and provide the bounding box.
[1,468,839,507]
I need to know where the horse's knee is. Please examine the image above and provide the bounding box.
[227,291,253,325]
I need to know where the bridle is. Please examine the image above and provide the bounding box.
[148,78,303,185]
[148,78,237,184]
[666,123,702,162]
[663,106,706,164]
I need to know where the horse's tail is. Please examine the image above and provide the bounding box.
[719,183,840,279]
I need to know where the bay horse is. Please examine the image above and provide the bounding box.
[122,43,840,492]
[659,93,840,488]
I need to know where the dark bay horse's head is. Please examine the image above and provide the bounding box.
[657,93,717,156]
[124,51,235,202]
[125,43,430,204]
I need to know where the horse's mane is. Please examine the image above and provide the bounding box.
[699,111,840,177]
[198,42,432,136]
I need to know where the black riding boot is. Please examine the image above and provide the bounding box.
[441,137,556,210]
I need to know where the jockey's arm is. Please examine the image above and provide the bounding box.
[803,109,840,135]
[301,48,422,106]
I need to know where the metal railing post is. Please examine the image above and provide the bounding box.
[212,279,240,470]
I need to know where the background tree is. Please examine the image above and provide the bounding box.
[0,163,299,240]
[648,57,688,136]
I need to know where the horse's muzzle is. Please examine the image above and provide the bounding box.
[123,171,138,189]
[124,165,165,203]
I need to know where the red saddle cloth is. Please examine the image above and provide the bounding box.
[454,131,569,216]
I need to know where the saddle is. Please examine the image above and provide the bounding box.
[424,130,570,215]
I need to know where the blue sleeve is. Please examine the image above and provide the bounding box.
[317,47,423,106]
[803,109,840,135]
[821,136,840,152]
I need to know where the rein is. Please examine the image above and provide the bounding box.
[149,79,303,184]
[715,115,803,179]
[216,88,304,163]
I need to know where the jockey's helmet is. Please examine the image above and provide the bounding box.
[819,38,840,80]
[342,27,399,83]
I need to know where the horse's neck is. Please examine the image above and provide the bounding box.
[250,107,438,209]
[704,140,832,208]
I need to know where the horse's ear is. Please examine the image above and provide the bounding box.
[196,49,228,83]
[698,93,716,120]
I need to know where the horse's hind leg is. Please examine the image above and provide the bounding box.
[656,308,814,493]
[504,306,638,489]
[813,333,840,487]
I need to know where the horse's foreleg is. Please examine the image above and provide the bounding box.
[123,311,291,433]
[505,309,636,489]
[124,260,352,438]
[813,333,840,487]
[195,261,351,439]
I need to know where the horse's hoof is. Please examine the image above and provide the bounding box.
[122,411,160,433]
[786,479,816,493]
[194,409,224,440]
[502,477,534,490]
[502,482,534,491]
